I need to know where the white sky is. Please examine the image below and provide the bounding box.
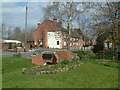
[2,0,119,2]
[1,1,118,30]
[1,2,50,29]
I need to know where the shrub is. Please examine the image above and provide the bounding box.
[60,59,69,65]
[94,50,118,60]
[14,52,21,57]
[33,52,37,55]
[72,57,80,62]
[14,44,17,49]
[73,50,95,59]
[32,52,40,56]
[8,43,12,49]
[92,44,104,53]
[20,44,22,47]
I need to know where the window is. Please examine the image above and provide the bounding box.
[56,31,60,34]
[73,38,75,41]
[34,42,37,45]
[57,41,59,45]
[76,43,78,46]
[73,43,75,46]
[64,34,66,38]
[64,42,66,46]
[109,43,112,48]
[40,42,42,45]
[104,43,108,48]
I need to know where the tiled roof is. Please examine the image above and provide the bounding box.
[34,19,83,39]
[61,28,82,38]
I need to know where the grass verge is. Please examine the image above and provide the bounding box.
[2,57,118,88]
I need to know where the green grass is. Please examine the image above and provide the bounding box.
[2,57,118,88]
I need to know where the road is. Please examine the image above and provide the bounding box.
[1,48,80,58]
[1,51,34,58]
[0,49,54,58]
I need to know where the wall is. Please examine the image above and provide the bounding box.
[32,53,59,66]
[32,51,77,66]
[34,20,61,48]
[56,51,77,61]
[48,31,62,49]
[61,33,84,50]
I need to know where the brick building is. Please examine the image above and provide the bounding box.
[34,19,62,48]
[34,19,93,49]
[2,40,22,49]
[32,51,78,66]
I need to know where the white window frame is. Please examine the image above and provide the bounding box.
[64,41,67,46]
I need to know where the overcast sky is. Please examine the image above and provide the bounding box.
[2,2,50,29]
[1,0,118,30]
[1,2,98,30]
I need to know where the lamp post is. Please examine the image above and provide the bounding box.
[24,6,28,52]
[25,6,28,44]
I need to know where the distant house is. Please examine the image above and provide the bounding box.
[2,39,22,49]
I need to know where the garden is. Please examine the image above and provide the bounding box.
[22,58,83,75]
[2,50,119,88]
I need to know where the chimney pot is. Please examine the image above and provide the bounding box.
[37,22,40,28]
[53,18,57,25]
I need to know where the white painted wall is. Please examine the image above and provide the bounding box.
[48,31,62,49]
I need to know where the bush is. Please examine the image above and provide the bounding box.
[14,52,21,57]
[92,44,104,53]
[94,50,117,60]
[72,57,80,62]
[60,59,69,65]
[8,43,12,49]
[73,50,95,59]
[33,52,37,55]
[73,51,84,57]
[14,44,17,49]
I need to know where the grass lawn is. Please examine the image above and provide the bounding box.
[2,57,119,88]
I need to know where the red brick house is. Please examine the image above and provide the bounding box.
[34,19,61,48]
[34,19,95,49]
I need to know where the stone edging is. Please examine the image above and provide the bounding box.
[22,63,83,75]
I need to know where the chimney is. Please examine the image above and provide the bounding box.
[57,21,62,28]
[53,18,57,25]
[59,22,62,27]
[37,22,40,28]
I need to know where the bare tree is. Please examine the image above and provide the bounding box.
[88,2,119,59]
[11,27,22,40]
[44,2,93,50]
[1,23,6,38]
[25,27,35,41]
[10,27,34,41]
[1,24,13,39]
